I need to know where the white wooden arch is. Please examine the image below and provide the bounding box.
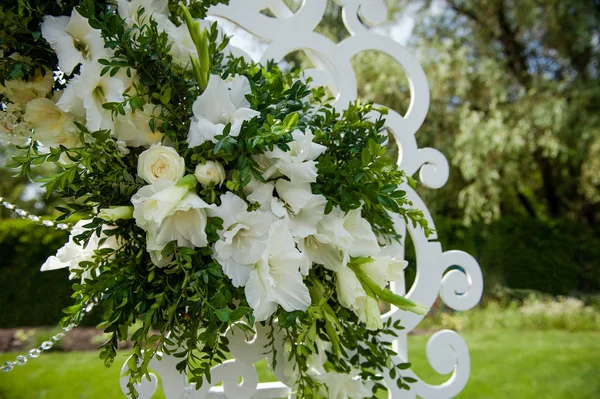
[120,1,484,397]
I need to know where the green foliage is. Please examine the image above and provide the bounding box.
[0,219,101,327]
[310,102,431,236]
[478,217,600,295]
[2,2,430,397]
[350,0,600,226]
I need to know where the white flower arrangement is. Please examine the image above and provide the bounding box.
[0,1,433,397]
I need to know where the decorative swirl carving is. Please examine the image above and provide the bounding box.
[119,1,484,397]
[439,251,484,311]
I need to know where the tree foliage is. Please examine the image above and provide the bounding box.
[352,0,600,225]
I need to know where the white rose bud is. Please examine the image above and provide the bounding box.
[194,160,226,187]
[98,206,134,221]
[137,143,185,184]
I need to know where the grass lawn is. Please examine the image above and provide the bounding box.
[0,329,598,399]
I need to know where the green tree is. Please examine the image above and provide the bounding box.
[354,0,600,225]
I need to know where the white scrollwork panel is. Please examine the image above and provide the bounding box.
[121,1,484,397]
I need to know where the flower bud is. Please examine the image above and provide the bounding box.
[194,160,226,187]
[98,206,134,221]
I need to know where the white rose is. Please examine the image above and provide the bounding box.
[137,143,186,184]
[194,160,226,187]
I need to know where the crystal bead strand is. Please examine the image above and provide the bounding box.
[0,196,71,232]
[0,302,93,373]
[1,324,75,372]
[0,192,87,374]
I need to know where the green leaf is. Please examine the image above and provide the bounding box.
[215,308,230,322]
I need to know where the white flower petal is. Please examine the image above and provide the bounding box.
[192,75,236,125]
[131,179,189,230]
[114,103,164,147]
[245,267,278,321]
[275,180,312,213]
[246,181,275,211]
[218,256,254,287]
[271,268,311,313]
[153,193,213,248]
[336,268,365,310]
[290,129,327,161]
[230,107,260,137]
[342,209,380,257]
[288,194,327,238]
[40,255,69,271]
[360,257,392,289]
[187,116,223,147]
[208,192,249,230]
[355,295,383,330]
[278,160,319,184]
[41,16,81,75]
[301,233,346,272]
[227,75,252,109]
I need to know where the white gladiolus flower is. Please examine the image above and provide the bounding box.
[0,69,54,108]
[336,256,406,329]
[245,220,311,321]
[23,98,81,148]
[361,256,408,289]
[41,220,119,280]
[131,178,194,231]
[187,75,260,147]
[244,180,276,211]
[316,369,374,399]
[208,192,275,287]
[247,179,327,239]
[301,206,379,272]
[194,160,226,186]
[57,62,135,131]
[137,143,186,184]
[321,206,380,258]
[113,103,164,147]
[264,129,327,183]
[41,9,110,75]
[300,232,347,274]
[276,181,327,236]
[336,268,367,313]
[116,0,169,28]
[252,154,283,181]
[149,192,215,250]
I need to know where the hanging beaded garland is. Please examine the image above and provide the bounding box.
[0,195,81,373]
[0,196,71,231]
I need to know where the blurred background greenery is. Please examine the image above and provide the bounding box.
[0,0,598,398]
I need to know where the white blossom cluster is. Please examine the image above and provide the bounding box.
[0,2,419,397]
